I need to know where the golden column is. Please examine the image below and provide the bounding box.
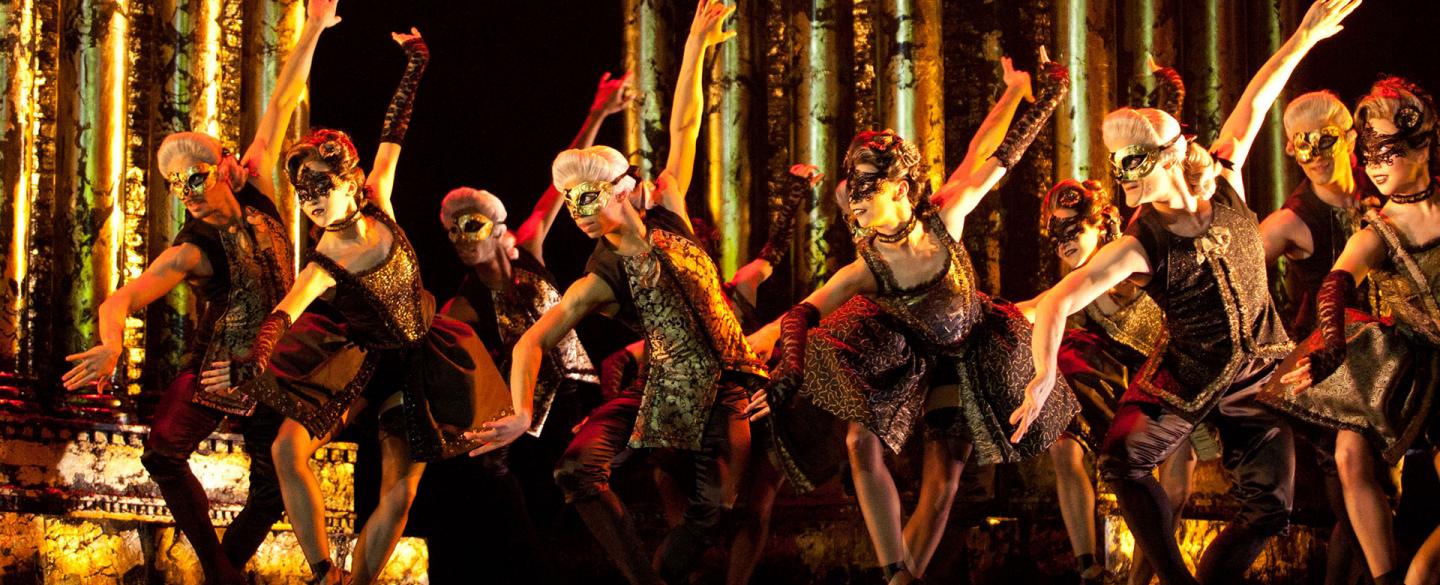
[793,0,849,286]
[622,0,674,180]
[244,0,309,268]
[705,0,751,277]
[1054,0,1115,182]
[0,0,60,385]
[876,0,943,192]
[54,0,130,364]
[1246,0,1292,217]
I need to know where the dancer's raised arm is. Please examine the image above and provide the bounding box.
[655,0,736,223]
[241,0,342,198]
[515,71,635,261]
[1212,0,1359,181]
[936,51,1069,237]
[367,28,430,218]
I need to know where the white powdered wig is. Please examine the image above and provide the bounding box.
[1284,91,1352,134]
[551,145,635,195]
[440,187,508,230]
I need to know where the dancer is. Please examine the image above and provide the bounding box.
[748,52,1080,585]
[467,3,761,584]
[202,30,505,585]
[60,1,339,583]
[1259,89,1381,585]
[1012,2,1359,583]
[1022,179,1193,585]
[1267,75,1440,585]
[422,69,629,582]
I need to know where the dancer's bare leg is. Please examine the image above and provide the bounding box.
[349,410,426,585]
[905,435,969,577]
[847,422,909,581]
[1337,430,1400,579]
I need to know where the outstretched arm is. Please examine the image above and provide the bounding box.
[241,0,342,199]
[938,51,1069,236]
[367,28,430,218]
[654,0,736,222]
[1010,236,1150,441]
[467,273,616,455]
[1279,226,1384,391]
[62,244,205,390]
[940,57,1032,193]
[516,71,636,261]
[746,259,876,361]
[1213,0,1360,174]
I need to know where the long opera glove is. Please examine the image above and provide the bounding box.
[1148,66,1186,119]
[757,171,817,266]
[991,61,1072,169]
[1305,270,1355,384]
[379,37,430,145]
[766,302,820,405]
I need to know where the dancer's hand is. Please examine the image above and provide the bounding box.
[1279,357,1316,394]
[1296,0,1362,47]
[1001,56,1033,103]
[747,324,780,363]
[788,163,825,186]
[743,388,770,421]
[62,344,121,391]
[391,26,421,47]
[1009,369,1056,443]
[465,411,531,456]
[308,0,342,30]
[1146,54,1165,73]
[591,71,637,117]
[200,360,235,393]
[690,0,737,47]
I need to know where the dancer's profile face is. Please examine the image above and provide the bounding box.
[846,163,908,231]
[571,187,627,239]
[294,161,359,229]
[1362,118,1431,196]
[1050,208,1102,270]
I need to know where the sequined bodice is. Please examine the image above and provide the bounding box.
[1367,213,1440,345]
[309,209,430,349]
[1082,288,1164,358]
[859,208,982,350]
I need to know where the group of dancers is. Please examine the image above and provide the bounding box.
[52,0,1440,583]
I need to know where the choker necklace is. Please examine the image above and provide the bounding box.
[874,212,918,244]
[324,206,364,232]
[1390,182,1436,205]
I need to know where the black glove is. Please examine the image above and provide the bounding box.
[379,37,430,145]
[991,60,1071,169]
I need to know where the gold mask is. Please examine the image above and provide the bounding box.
[1291,126,1343,164]
[167,162,218,202]
[448,211,497,242]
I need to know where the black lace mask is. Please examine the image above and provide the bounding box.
[1358,105,1432,167]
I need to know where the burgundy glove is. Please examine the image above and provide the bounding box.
[1306,270,1354,384]
[1149,66,1186,119]
[766,302,820,405]
[599,348,639,402]
[232,311,293,385]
